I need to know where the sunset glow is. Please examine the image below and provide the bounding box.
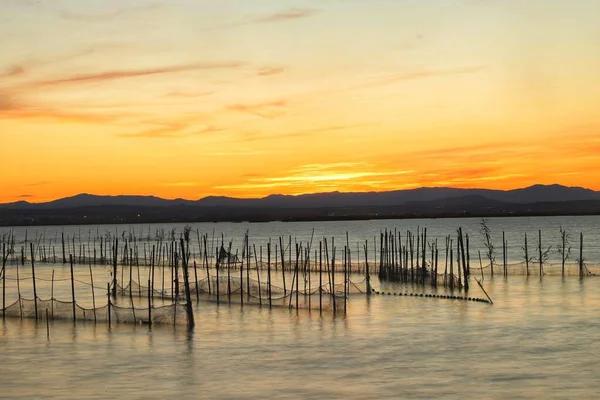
[1,0,599,202]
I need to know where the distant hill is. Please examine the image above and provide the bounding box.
[1,184,600,226]
[2,184,598,210]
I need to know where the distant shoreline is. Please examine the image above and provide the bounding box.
[1,208,599,228]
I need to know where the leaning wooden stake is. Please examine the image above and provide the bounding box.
[30,243,38,320]
[89,263,97,322]
[70,255,76,322]
[475,278,493,304]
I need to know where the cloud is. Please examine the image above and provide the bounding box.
[0,105,118,124]
[257,67,285,76]
[226,100,287,118]
[350,66,485,92]
[0,65,27,79]
[0,91,17,111]
[201,8,318,32]
[119,124,224,139]
[218,163,414,192]
[162,91,216,99]
[24,181,50,187]
[31,62,244,87]
[17,194,34,198]
[58,3,163,22]
[254,8,318,24]
[234,123,376,143]
[159,182,199,187]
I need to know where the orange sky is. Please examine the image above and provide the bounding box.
[1,0,599,203]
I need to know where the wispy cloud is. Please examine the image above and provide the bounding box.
[201,8,319,32]
[254,9,317,24]
[0,65,27,79]
[119,124,224,139]
[24,181,50,187]
[217,162,414,191]
[162,90,216,99]
[235,123,375,143]
[17,194,34,199]
[226,100,286,118]
[58,3,163,22]
[31,62,244,87]
[351,66,485,92]
[257,67,285,76]
[159,182,199,187]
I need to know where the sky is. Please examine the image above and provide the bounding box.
[1,0,599,203]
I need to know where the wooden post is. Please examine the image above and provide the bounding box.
[579,232,584,278]
[61,232,66,264]
[70,255,76,322]
[203,236,211,295]
[148,279,152,326]
[2,242,5,319]
[364,241,371,295]
[538,230,543,277]
[107,283,111,327]
[268,240,272,308]
[253,244,262,307]
[112,239,118,298]
[502,231,506,277]
[279,237,287,295]
[193,261,199,301]
[331,245,336,316]
[216,246,220,304]
[562,229,566,277]
[89,263,97,322]
[179,239,195,329]
[524,233,529,277]
[46,308,50,339]
[458,228,469,292]
[240,238,245,307]
[51,270,54,318]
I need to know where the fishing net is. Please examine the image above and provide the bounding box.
[117,275,364,312]
[470,261,597,277]
[2,297,188,325]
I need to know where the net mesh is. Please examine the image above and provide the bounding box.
[116,275,364,312]
[3,297,188,325]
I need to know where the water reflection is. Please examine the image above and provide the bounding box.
[2,277,600,399]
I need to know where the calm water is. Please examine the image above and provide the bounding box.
[2,217,600,399]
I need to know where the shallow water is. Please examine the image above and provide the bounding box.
[2,276,600,399]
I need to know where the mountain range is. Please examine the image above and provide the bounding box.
[1,184,599,226]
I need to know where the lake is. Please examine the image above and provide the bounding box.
[1,216,600,399]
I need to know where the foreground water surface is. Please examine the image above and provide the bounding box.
[1,216,600,399]
[1,275,599,399]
